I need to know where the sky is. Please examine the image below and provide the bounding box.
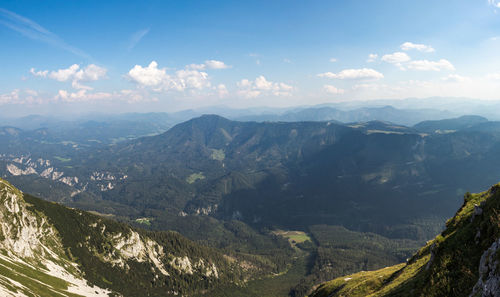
[1,0,500,116]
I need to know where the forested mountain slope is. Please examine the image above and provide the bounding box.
[0,178,276,297]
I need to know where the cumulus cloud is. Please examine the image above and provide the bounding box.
[407,59,455,71]
[176,69,210,89]
[0,89,45,105]
[216,84,228,97]
[127,61,166,87]
[29,68,48,77]
[205,60,231,69]
[329,58,337,63]
[127,61,212,92]
[318,68,384,80]
[381,52,411,64]
[237,75,294,98]
[400,42,435,53]
[323,85,345,95]
[381,52,411,69]
[367,54,378,63]
[188,60,231,70]
[0,89,20,105]
[30,64,107,90]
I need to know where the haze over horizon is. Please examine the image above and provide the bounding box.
[2,0,500,116]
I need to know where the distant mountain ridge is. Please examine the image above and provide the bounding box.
[413,115,489,133]
[234,105,454,126]
[5,114,500,241]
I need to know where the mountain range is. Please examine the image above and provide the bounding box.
[3,109,500,295]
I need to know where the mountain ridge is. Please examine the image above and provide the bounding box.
[310,182,500,297]
[0,178,278,297]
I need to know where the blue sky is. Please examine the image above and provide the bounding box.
[1,0,500,115]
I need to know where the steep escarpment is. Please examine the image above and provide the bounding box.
[0,178,110,296]
[310,183,500,297]
[0,178,256,296]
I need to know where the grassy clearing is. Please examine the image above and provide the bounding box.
[86,210,115,217]
[186,172,206,184]
[135,217,152,226]
[53,156,71,162]
[211,149,226,161]
[272,230,312,248]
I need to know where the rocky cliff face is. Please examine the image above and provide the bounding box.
[0,178,110,296]
[0,178,245,297]
[471,238,500,297]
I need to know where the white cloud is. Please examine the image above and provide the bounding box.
[237,75,294,98]
[205,60,231,69]
[318,68,384,80]
[441,74,469,83]
[30,68,48,77]
[53,89,158,104]
[127,61,167,87]
[400,42,435,53]
[407,59,455,71]
[381,52,411,64]
[127,61,212,92]
[0,89,46,105]
[175,69,211,90]
[55,89,112,102]
[346,76,500,101]
[367,54,378,63]
[381,52,411,69]
[0,89,20,105]
[323,85,345,95]
[30,64,107,90]
[47,64,80,81]
[216,84,228,97]
[188,60,231,70]
[329,58,337,63]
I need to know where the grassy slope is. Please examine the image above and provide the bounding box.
[0,255,85,297]
[310,184,500,297]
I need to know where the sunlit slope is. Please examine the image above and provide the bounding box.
[310,183,500,297]
[0,178,110,296]
[0,178,256,297]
